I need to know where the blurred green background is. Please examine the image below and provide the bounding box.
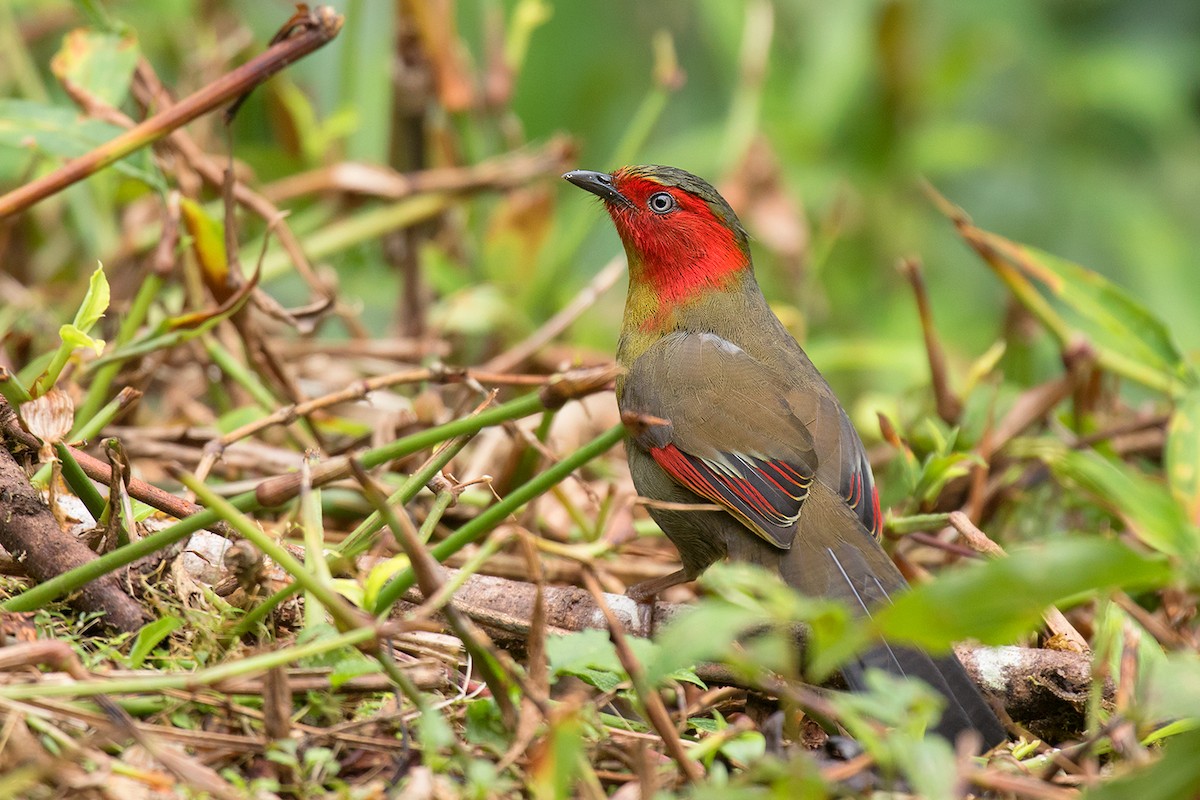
[5,0,1200,400]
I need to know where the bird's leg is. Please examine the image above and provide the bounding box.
[625,568,691,603]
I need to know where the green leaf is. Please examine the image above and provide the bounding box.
[529,706,586,800]
[58,324,104,355]
[464,698,509,753]
[546,629,702,693]
[72,265,110,331]
[639,563,870,684]
[180,197,230,293]
[127,615,183,668]
[0,99,164,189]
[829,671,959,800]
[1167,388,1200,527]
[954,221,1194,395]
[913,451,985,505]
[1024,442,1200,569]
[328,656,380,689]
[642,602,765,685]
[361,555,410,611]
[546,629,626,691]
[875,538,1172,650]
[1018,242,1192,387]
[50,28,139,107]
[1138,653,1200,723]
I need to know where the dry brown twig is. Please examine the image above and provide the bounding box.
[0,408,146,631]
[348,458,525,728]
[485,255,626,373]
[203,364,567,464]
[899,256,962,424]
[581,568,705,785]
[0,6,345,218]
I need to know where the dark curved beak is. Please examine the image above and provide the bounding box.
[563,170,634,208]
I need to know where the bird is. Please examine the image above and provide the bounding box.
[563,165,1006,749]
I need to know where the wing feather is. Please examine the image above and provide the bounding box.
[649,444,811,548]
[622,331,881,547]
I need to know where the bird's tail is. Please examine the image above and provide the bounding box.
[842,643,1006,748]
[771,492,1006,750]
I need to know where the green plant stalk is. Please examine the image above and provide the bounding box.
[0,491,262,613]
[15,354,55,395]
[202,335,280,412]
[74,392,131,444]
[336,434,473,557]
[373,644,440,723]
[0,626,377,701]
[418,491,456,543]
[177,470,364,632]
[362,482,518,713]
[550,483,593,540]
[510,408,556,490]
[0,368,33,406]
[300,462,333,632]
[75,272,163,425]
[229,582,303,639]
[371,423,624,614]
[582,484,616,543]
[5,393,548,617]
[0,0,48,102]
[418,530,510,612]
[232,435,471,637]
[357,395,545,474]
[56,443,106,520]
[36,342,78,397]
[887,513,952,535]
[720,0,772,172]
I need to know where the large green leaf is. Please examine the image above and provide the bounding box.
[645,563,867,684]
[546,628,703,693]
[875,538,1171,650]
[952,219,1196,396]
[1019,442,1200,572]
[1017,240,1192,386]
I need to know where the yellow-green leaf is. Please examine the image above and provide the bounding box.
[1168,388,1200,527]
[180,197,231,298]
[50,28,139,107]
[72,264,110,332]
[59,324,105,355]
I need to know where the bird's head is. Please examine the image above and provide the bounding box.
[564,165,752,308]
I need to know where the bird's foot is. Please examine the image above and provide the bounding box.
[625,568,691,604]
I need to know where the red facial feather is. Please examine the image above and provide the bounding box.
[606,173,748,308]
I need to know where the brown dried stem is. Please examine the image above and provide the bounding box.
[581,568,705,785]
[899,256,962,423]
[0,6,344,218]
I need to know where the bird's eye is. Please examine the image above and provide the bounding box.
[647,192,676,214]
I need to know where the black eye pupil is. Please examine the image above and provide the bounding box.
[650,193,673,212]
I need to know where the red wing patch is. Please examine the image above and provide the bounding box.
[650,444,811,549]
[840,450,883,539]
